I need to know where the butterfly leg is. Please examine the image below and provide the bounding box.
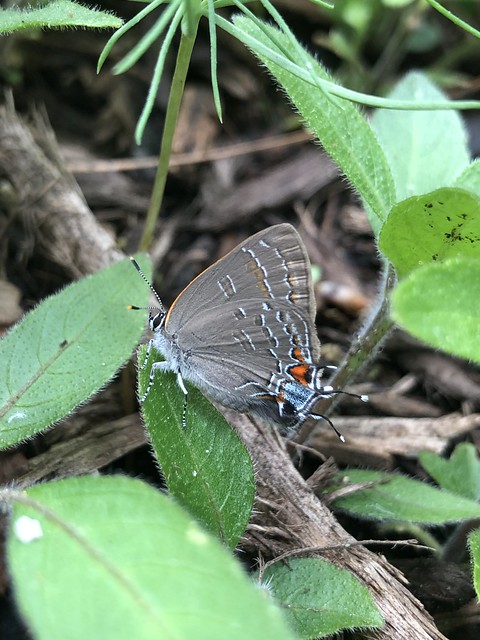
[138,338,188,400]
[139,357,172,403]
[138,339,154,371]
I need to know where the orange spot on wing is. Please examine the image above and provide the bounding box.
[289,363,310,386]
[292,346,306,362]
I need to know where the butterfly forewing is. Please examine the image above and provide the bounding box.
[165,224,319,357]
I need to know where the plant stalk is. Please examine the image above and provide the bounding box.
[295,261,397,445]
[326,261,396,395]
[139,22,199,252]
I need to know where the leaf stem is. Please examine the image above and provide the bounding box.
[139,20,199,252]
[426,0,480,40]
[295,261,396,445]
[217,13,480,112]
[329,261,396,393]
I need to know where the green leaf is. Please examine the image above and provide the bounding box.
[207,0,223,122]
[134,7,184,145]
[112,0,180,74]
[6,476,294,640]
[98,0,165,72]
[391,257,480,363]
[378,187,480,277]
[183,0,201,37]
[382,0,416,6]
[0,256,149,450]
[330,470,480,523]
[454,159,480,198]
[138,345,255,548]
[230,14,395,237]
[469,527,480,601]
[0,0,122,34]
[372,72,469,202]
[419,443,480,501]
[262,558,383,638]
[309,0,334,8]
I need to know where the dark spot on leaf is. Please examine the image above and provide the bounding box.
[444,226,464,243]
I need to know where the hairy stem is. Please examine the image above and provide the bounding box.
[296,260,396,445]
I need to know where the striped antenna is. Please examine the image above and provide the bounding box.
[129,257,166,315]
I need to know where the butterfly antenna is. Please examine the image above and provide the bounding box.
[129,257,166,313]
[335,390,369,403]
[322,367,367,403]
[313,388,368,442]
[317,414,345,443]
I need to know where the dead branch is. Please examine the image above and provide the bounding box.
[227,410,447,640]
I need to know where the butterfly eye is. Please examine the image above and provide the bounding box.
[149,312,164,331]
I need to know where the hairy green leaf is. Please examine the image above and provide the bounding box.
[420,444,480,501]
[231,14,395,236]
[379,187,480,277]
[0,256,149,449]
[0,0,121,34]
[262,557,383,638]
[469,528,480,601]
[138,345,255,548]
[6,476,293,640]
[391,257,480,363]
[330,469,480,523]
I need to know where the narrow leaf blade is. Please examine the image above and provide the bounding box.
[330,470,480,523]
[469,528,480,601]
[0,0,122,34]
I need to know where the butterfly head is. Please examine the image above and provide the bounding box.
[148,309,166,333]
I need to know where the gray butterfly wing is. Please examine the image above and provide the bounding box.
[164,224,321,417]
[177,301,319,419]
[166,223,318,349]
